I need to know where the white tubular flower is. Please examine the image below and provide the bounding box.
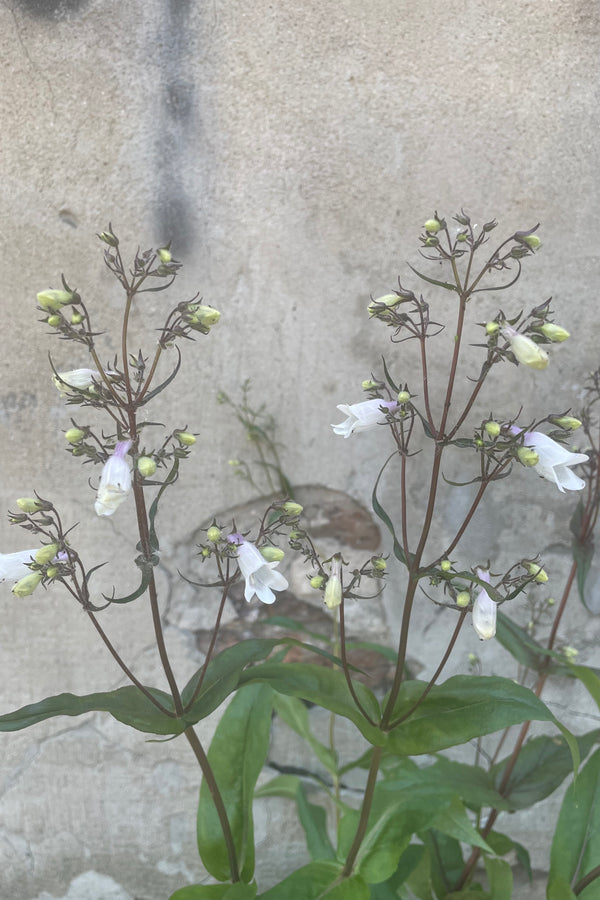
[502,325,549,370]
[0,549,37,583]
[332,399,398,438]
[95,440,133,516]
[228,533,288,604]
[510,427,588,492]
[472,568,496,641]
[324,556,342,610]
[53,368,99,396]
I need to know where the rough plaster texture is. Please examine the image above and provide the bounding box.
[1,0,600,897]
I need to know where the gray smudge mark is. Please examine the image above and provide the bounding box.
[13,0,90,20]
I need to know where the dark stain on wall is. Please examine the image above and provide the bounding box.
[154,0,197,256]
[15,0,89,19]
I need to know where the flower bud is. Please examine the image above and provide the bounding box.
[261,546,285,562]
[523,561,548,583]
[12,571,43,597]
[563,645,578,662]
[368,294,401,316]
[175,431,196,446]
[71,312,83,325]
[540,323,569,343]
[517,446,540,467]
[37,289,73,311]
[65,427,85,445]
[207,526,221,543]
[484,420,501,438]
[45,566,58,579]
[201,547,211,558]
[522,235,542,250]
[485,321,499,335]
[397,391,411,404]
[16,498,42,513]
[550,416,582,431]
[310,575,324,589]
[137,456,157,478]
[372,557,387,572]
[440,559,452,573]
[324,557,342,610]
[456,591,471,608]
[424,218,441,233]
[34,543,59,565]
[502,326,549,370]
[47,314,62,327]
[281,502,303,517]
[362,379,383,391]
[157,247,172,263]
[547,597,555,606]
[98,230,119,247]
[185,304,221,328]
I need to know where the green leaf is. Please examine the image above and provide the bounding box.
[484,857,512,900]
[547,875,577,900]
[0,686,180,735]
[407,262,458,292]
[296,782,336,860]
[272,693,337,773]
[197,684,273,882]
[421,830,464,900]
[182,639,277,724]
[386,675,577,760]
[495,611,567,673]
[416,757,511,812]
[370,844,425,898]
[568,665,600,711]
[490,729,600,811]
[254,774,301,800]
[550,748,600,898]
[237,662,383,746]
[570,498,595,610]
[372,454,408,567]
[256,861,342,899]
[170,886,257,900]
[486,832,531,882]
[433,796,493,853]
[148,456,180,551]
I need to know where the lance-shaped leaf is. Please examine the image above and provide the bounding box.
[570,498,595,610]
[170,885,257,900]
[386,675,578,766]
[549,748,600,898]
[0,685,180,735]
[198,684,273,883]
[372,453,408,567]
[257,862,368,900]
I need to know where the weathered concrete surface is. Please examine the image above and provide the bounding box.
[1,0,600,897]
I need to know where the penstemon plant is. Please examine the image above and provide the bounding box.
[1,213,600,900]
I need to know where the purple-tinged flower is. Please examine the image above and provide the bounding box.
[95,441,133,516]
[509,427,588,492]
[227,533,288,604]
[472,568,496,641]
[502,325,549,370]
[332,399,398,438]
[0,550,37,583]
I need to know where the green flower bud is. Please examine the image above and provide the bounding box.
[261,546,285,562]
[282,502,303,517]
[47,314,62,327]
[547,597,555,606]
[35,543,59,565]
[423,218,441,233]
[98,230,119,247]
[424,236,439,247]
[563,645,578,661]
[137,456,157,478]
[517,446,540,467]
[372,557,387,572]
[550,416,582,431]
[12,572,43,597]
[484,421,501,438]
[310,575,324,589]
[65,427,85,444]
[485,321,499,335]
[16,498,42,513]
[440,559,452,573]
[540,323,569,342]
[362,379,383,391]
[456,591,471,608]
[71,312,83,325]
[176,431,196,446]
[456,231,468,242]
[201,547,211,557]
[522,234,542,250]
[523,561,548,583]
[397,391,411,404]
[368,294,401,316]
[45,566,58,579]
[157,247,172,263]
[36,290,73,311]
[186,304,221,328]
[207,526,222,542]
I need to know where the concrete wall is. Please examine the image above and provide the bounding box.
[1,1,600,897]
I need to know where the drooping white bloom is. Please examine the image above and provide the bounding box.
[95,440,133,516]
[502,325,549,370]
[53,368,99,395]
[0,549,37,583]
[228,533,288,604]
[332,399,398,438]
[472,568,496,641]
[510,427,588,492]
[324,556,342,610]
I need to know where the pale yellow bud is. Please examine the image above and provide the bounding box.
[440,559,452,573]
[485,321,499,335]
[282,502,303,517]
[157,247,172,263]
[137,456,157,478]
[65,428,85,444]
[207,526,221,542]
[397,391,411,404]
[176,431,196,446]
[484,421,501,438]
[12,572,43,597]
[37,289,73,311]
[540,323,569,342]
[424,218,441,233]
[261,546,285,562]
[310,575,324,590]
[456,591,471,608]
[34,544,59,565]
[522,235,542,250]
[550,416,582,431]
[16,498,42,513]
[523,561,548,583]
[517,446,540,467]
